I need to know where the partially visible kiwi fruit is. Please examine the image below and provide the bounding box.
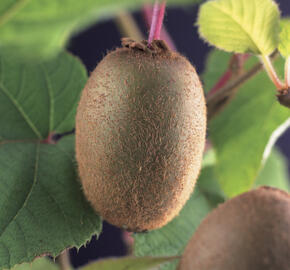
[75,38,206,232]
[178,186,290,270]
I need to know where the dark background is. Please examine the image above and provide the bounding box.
[67,1,290,267]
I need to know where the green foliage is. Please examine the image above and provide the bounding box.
[0,52,87,140]
[133,166,220,270]
[11,258,58,270]
[0,0,201,61]
[204,50,290,197]
[197,164,225,207]
[279,19,290,57]
[0,136,102,270]
[197,0,280,55]
[0,52,102,270]
[255,148,290,191]
[1,0,290,269]
[81,256,178,270]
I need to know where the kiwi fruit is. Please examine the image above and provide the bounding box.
[178,186,290,270]
[75,38,206,232]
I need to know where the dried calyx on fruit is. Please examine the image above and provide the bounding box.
[75,38,207,232]
[178,186,290,270]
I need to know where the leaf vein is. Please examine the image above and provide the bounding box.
[54,60,82,132]
[212,2,261,53]
[15,220,28,260]
[0,0,31,28]
[41,65,54,133]
[0,241,10,268]
[0,144,40,241]
[0,81,43,139]
[39,181,78,245]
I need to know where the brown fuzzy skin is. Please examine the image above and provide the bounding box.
[75,40,206,232]
[178,187,290,270]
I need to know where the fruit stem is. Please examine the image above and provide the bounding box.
[285,56,290,89]
[207,70,232,97]
[143,3,176,50]
[115,12,144,41]
[58,250,72,270]
[206,54,248,119]
[148,1,166,44]
[207,54,249,97]
[260,54,285,90]
[41,132,56,144]
[207,51,280,120]
[122,231,134,255]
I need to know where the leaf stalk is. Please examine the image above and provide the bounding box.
[260,55,285,90]
[58,250,72,270]
[285,56,290,88]
[206,51,280,119]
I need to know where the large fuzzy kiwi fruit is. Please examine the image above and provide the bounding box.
[178,186,290,270]
[75,38,206,232]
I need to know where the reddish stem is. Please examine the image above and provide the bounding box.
[143,4,176,50]
[148,1,166,44]
[285,56,290,88]
[41,132,56,144]
[208,70,232,97]
[122,231,134,255]
[207,54,249,97]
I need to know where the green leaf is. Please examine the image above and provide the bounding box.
[202,50,229,93]
[201,149,216,168]
[0,51,101,269]
[0,51,87,141]
[255,148,290,191]
[0,135,102,270]
[81,256,177,270]
[12,258,58,270]
[279,19,290,57]
[197,0,280,55]
[197,165,225,206]
[133,167,219,270]
[205,50,290,197]
[0,0,201,60]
